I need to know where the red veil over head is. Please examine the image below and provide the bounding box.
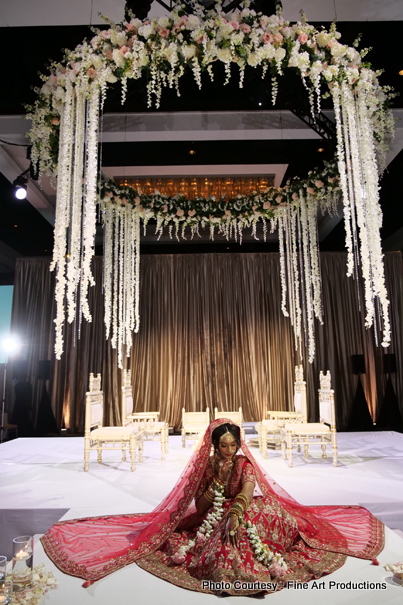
[41,419,384,585]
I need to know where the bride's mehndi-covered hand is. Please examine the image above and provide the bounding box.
[225,513,241,548]
[217,458,234,483]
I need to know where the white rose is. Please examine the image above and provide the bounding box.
[181,44,196,59]
[316,31,331,47]
[92,55,104,69]
[323,68,332,81]
[111,30,127,46]
[164,42,178,64]
[310,60,323,74]
[247,52,260,67]
[138,24,154,39]
[346,47,360,64]
[330,41,347,58]
[220,22,233,37]
[329,64,339,75]
[232,32,244,45]
[263,43,276,60]
[275,47,286,62]
[130,18,142,29]
[186,15,200,30]
[217,47,232,63]
[112,48,125,67]
[158,16,170,28]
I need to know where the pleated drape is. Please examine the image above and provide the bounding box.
[8,252,403,433]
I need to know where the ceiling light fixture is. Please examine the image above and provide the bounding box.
[399,70,403,76]
[318,147,324,153]
[189,149,196,155]
[12,169,30,200]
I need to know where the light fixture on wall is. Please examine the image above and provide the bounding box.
[12,169,30,200]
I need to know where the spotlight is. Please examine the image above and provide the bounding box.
[399,69,403,76]
[1,335,21,356]
[318,147,324,153]
[13,171,29,200]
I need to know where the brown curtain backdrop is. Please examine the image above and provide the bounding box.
[8,252,403,433]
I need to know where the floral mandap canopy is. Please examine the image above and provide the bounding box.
[27,0,395,367]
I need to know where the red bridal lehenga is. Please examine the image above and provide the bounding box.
[41,419,384,596]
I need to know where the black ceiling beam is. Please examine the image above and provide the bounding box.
[126,0,282,18]
[289,107,336,141]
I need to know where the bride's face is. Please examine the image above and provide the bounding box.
[217,437,237,460]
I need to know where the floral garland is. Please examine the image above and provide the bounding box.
[172,481,225,564]
[25,0,395,361]
[245,520,288,579]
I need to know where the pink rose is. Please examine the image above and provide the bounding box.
[120,45,130,55]
[269,562,287,579]
[328,177,334,183]
[230,20,240,30]
[126,23,135,32]
[263,32,273,44]
[307,187,315,195]
[252,205,257,210]
[263,201,272,210]
[172,552,186,565]
[176,208,184,217]
[138,205,144,212]
[188,209,196,216]
[315,180,324,188]
[327,40,335,49]
[273,32,283,44]
[225,209,232,217]
[196,533,206,544]
[279,201,287,207]
[240,23,251,34]
[87,67,96,78]
[276,195,283,204]
[51,117,60,125]
[298,33,308,44]
[105,191,113,198]
[159,28,169,38]
[121,197,128,206]
[292,192,299,200]
[135,196,141,206]
[127,37,135,48]
[162,204,168,212]
[100,31,109,40]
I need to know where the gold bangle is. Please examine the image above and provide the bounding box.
[235,493,248,504]
[204,490,214,503]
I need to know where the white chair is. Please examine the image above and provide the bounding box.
[123,370,168,459]
[268,365,307,426]
[280,370,337,467]
[214,407,245,441]
[84,373,144,472]
[257,419,281,458]
[182,408,210,447]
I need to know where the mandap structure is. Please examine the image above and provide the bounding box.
[26,0,395,367]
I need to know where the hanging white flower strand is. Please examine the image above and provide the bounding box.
[103,203,141,368]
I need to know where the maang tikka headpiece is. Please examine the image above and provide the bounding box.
[219,427,234,444]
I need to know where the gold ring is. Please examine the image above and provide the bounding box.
[229,530,235,536]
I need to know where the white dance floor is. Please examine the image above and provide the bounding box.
[1,431,403,604]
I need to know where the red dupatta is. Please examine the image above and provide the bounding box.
[41,419,384,585]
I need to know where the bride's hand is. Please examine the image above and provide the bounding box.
[217,459,233,483]
[225,514,240,548]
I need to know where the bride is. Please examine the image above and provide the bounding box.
[42,419,384,595]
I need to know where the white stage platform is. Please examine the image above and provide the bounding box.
[1,432,403,604]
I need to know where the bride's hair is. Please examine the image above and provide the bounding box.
[212,422,241,451]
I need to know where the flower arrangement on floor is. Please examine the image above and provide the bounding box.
[25,0,395,365]
[7,565,58,605]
